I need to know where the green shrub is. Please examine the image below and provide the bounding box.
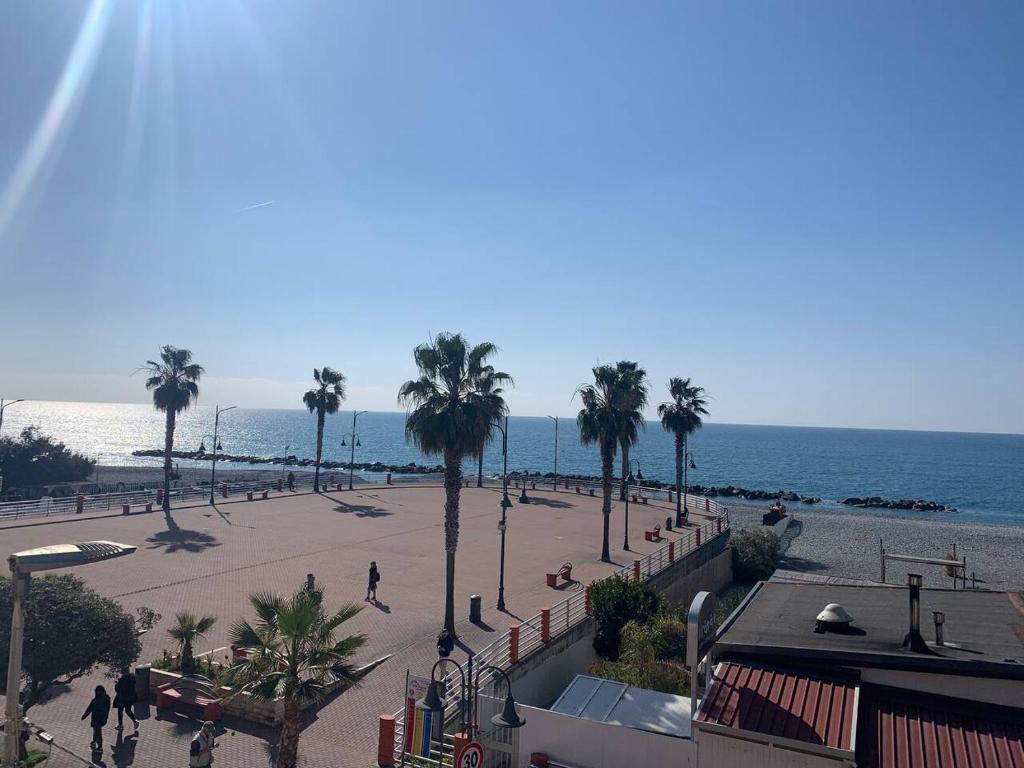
[731,529,780,583]
[591,576,664,661]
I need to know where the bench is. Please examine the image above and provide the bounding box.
[631,495,649,505]
[546,562,573,588]
[644,524,662,542]
[156,676,223,721]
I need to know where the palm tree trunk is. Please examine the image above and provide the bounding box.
[675,432,683,519]
[443,451,461,636]
[619,441,629,501]
[314,409,325,491]
[278,694,301,768]
[163,409,175,513]
[601,441,613,563]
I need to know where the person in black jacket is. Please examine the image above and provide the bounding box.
[82,685,111,749]
[366,561,380,602]
[113,669,139,731]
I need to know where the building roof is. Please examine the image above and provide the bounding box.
[859,687,1024,768]
[695,662,857,753]
[716,582,1024,678]
[550,675,692,739]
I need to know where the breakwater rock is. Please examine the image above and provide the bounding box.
[839,496,956,513]
[131,449,444,475]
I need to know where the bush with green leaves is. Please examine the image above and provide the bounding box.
[0,574,150,712]
[731,529,780,583]
[590,575,664,660]
[589,617,690,695]
[0,426,95,492]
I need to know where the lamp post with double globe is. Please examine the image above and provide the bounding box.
[341,410,368,490]
[623,459,643,551]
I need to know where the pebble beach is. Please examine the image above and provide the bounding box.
[729,504,1024,591]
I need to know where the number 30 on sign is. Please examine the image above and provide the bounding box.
[457,741,483,768]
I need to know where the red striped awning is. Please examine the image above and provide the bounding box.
[860,692,1024,768]
[696,662,857,751]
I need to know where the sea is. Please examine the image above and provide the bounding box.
[3,401,1022,526]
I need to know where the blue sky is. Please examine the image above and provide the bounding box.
[0,1,1021,433]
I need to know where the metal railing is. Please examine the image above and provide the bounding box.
[392,494,730,762]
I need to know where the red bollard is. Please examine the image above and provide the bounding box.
[221,484,228,499]
[510,625,520,663]
[696,528,702,547]
[669,541,675,563]
[246,491,254,502]
[633,560,641,581]
[452,733,469,767]
[563,478,569,489]
[156,488,164,505]
[541,609,551,643]
[705,498,710,512]
[717,518,722,534]
[276,479,283,492]
[377,714,396,767]
[122,504,130,515]
[585,584,592,616]
[76,495,84,514]
[668,489,673,503]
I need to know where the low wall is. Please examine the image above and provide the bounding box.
[507,618,598,707]
[516,705,696,768]
[649,535,733,608]
[149,667,285,725]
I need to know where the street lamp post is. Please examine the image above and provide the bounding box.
[623,459,643,551]
[546,416,558,490]
[0,399,24,437]
[341,410,368,490]
[199,406,236,505]
[4,541,137,767]
[416,657,525,748]
[680,451,696,525]
[491,417,513,611]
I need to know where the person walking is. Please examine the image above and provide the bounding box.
[436,628,454,658]
[287,471,295,491]
[81,685,111,749]
[113,669,139,731]
[189,721,217,767]
[366,561,380,602]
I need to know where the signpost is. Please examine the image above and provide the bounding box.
[455,740,484,768]
[686,591,717,719]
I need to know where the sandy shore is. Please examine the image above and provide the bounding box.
[728,504,1024,591]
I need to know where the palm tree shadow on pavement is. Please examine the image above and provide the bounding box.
[146,515,220,553]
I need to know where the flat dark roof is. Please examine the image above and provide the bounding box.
[716,582,1024,679]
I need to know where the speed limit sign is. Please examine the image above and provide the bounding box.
[456,741,484,768]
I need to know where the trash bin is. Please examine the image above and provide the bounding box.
[135,664,151,701]
[469,594,482,623]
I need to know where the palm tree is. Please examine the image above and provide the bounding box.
[230,586,366,768]
[302,367,346,491]
[398,333,512,636]
[576,364,633,562]
[168,611,216,674]
[657,377,709,523]
[615,361,649,501]
[144,346,204,513]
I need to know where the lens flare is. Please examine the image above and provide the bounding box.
[0,0,114,237]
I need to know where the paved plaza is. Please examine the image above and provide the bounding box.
[2,484,713,767]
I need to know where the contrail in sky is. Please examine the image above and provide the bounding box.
[238,200,274,212]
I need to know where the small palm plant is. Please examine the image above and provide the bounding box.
[168,611,216,674]
[577,364,633,562]
[398,333,511,635]
[657,377,709,523]
[615,361,649,501]
[144,346,204,513]
[229,586,366,768]
[302,367,346,491]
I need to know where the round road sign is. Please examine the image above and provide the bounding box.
[457,741,484,768]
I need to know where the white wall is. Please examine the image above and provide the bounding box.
[516,705,696,768]
[511,628,599,708]
[698,731,852,768]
